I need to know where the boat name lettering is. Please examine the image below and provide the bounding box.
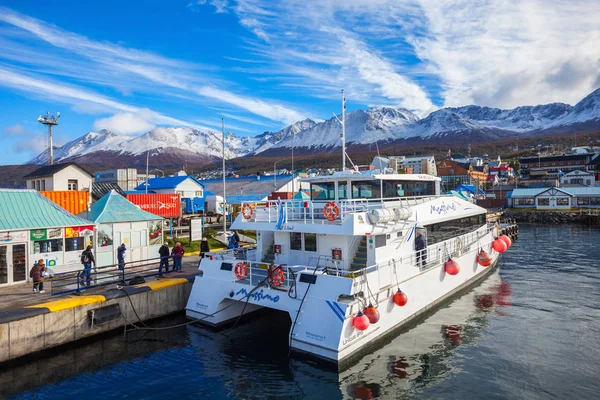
[195,302,208,310]
[305,331,326,342]
[342,331,364,345]
[236,288,280,303]
[430,202,457,215]
[281,224,295,231]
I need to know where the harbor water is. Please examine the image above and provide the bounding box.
[3,224,599,399]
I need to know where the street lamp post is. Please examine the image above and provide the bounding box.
[154,168,164,178]
[273,159,285,193]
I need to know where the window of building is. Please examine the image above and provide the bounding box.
[537,198,549,206]
[68,180,78,191]
[544,163,548,166]
[32,239,63,254]
[560,162,564,165]
[290,232,302,250]
[557,198,569,206]
[514,198,535,206]
[568,162,572,165]
[576,161,580,164]
[577,197,590,205]
[40,180,45,191]
[590,197,600,205]
[304,233,317,252]
[310,182,335,200]
[552,162,556,166]
[195,191,203,197]
[586,180,591,186]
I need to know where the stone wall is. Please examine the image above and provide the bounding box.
[503,210,589,224]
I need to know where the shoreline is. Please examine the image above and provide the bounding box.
[500,209,600,225]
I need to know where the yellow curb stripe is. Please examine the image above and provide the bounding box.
[26,295,106,313]
[138,278,189,291]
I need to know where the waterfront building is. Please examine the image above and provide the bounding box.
[520,153,595,178]
[84,190,163,267]
[436,159,488,192]
[560,170,595,187]
[0,189,93,286]
[24,162,93,192]
[509,186,600,209]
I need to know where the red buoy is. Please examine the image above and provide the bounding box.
[477,250,492,267]
[444,259,460,275]
[363,304,380,324]
[499,234,512,248]
[393,289,408,306]
[352,312,370,331]
[492,239,507,253]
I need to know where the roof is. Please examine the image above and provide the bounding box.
[510,186,600,198]
[23,162,92,179]
[87,190,163,223]
[0,189,92,230]
[92,182,125,200]
[509,188,548,198]
[200,174,295,203]
[134,176,205,191]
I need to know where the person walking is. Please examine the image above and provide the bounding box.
[30,259,47,294]
[200,238,210,259]
[80,245,96,286]
[171,242,185,272]
[158,242,170,276]
[117,243,127,270]
[415,231,427,268]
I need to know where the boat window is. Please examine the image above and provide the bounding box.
[338,182,348,200]
[352,180,381,199]
[290,232,302,250]
[304,233,317,252]
[311,182,335,200]
[424,213,486,244]
[375,235,386,248]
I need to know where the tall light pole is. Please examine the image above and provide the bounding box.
[273,159,285,193]
[222,118,227,235]
[37,112,60,165]
[154,168,164,178]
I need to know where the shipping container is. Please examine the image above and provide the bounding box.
[127,168,137,180]
[95,169,128,182]
[40,190,90,215]
[126,193,181,218]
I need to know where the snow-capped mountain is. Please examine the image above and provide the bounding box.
[27,88,600,166]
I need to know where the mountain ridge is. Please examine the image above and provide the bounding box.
[28,87,600,167]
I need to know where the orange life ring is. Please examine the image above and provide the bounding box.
[241,204,254,219]
[234,261,248,280]
[323,202,340,221]
[269,266,286,287]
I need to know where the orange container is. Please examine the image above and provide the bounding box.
[40,190,90,215]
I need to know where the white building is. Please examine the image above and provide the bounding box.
[371,156,437,176]
[509,187,600,209]
[24,163,93,192]
[560,170,595,187]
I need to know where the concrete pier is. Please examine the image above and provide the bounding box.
[0,263,200,364]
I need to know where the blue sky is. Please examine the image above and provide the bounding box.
[1,0,599,164]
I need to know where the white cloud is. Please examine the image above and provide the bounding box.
[0,7,307,126]
[3,124,27,137]
[1,124,47,155]
[93,109,156,135]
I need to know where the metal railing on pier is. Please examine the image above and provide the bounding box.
[50,256,178,296]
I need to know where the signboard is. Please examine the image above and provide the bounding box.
[0,231,28,243]
[65,225,94,238]
[48,228,63,239]
[30,229,47,241]
[190,218,203,241]
[126,194,182,218]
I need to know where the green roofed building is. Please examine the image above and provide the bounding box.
[83,190,164,267]
[0,189,94,285]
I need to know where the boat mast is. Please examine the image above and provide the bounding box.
[341,89,346,171]
[222,117,227,234]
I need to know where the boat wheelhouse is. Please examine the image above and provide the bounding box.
[186,170,510,368]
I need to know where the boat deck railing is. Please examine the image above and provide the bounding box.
[243,195,449,225]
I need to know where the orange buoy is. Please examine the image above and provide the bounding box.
[444,259,460,275]
[363,304,380,324]
[499,234,512,248]
[477,250,492,267]
[492,239,507,253]
[352,311,370,331]
[393,289,408,306]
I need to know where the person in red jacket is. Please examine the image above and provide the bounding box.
[30,259,47,293]
[171,242,185,272]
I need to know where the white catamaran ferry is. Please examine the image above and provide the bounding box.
[186,170,512,367]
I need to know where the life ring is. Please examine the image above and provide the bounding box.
[234,261,248,280]
[269,266,286,287]
[323,202,340,221]
[241,204,254,219]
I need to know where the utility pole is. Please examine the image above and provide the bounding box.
[37,112,60,165]
[222,118,227,235]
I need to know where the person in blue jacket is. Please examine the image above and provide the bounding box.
[117,243,127,270]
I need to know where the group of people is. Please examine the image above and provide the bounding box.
[32,236,213,293]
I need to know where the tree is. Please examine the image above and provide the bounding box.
[508,159,521,173]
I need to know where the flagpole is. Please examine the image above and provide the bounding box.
[341,89,346,172]
[222,118,227,235]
